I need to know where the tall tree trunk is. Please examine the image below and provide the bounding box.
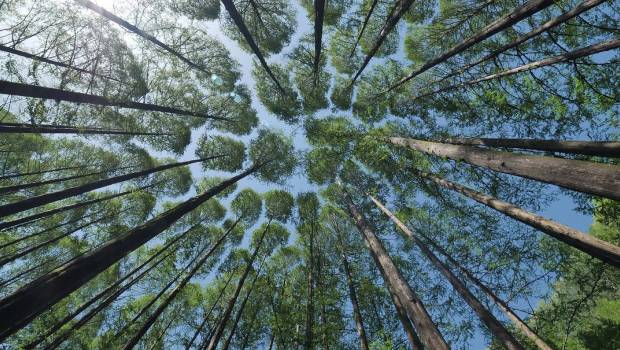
[340,187,449,350]
[435,0,606,84]
[389,0,555,90]
[0,165,262,340]
[340,251,370,350]
[389,137,620,201]
[25,221,198,349]
[350,0,379,58]
[0,156,220,218]
[0,80,227,121]
[420,232,554,350]
[370,194,525,350]
[123,218,241,350]
[205,219,271,350]
[304,225,315,350]
[351,0,413,84]
[433,136,620,157]
[0,185,144,231]
[220,0,286,94]
[0,122,171,136]
[413,169,620,267]
[313,0,325,77]
[316,249,329,350]
[413,37,620,97]
[185,273,236,350]
[0,44,121,82]
[0,167,116,194]
[0,165,84,181]
[221,256,265,350]
[75,0,211,75]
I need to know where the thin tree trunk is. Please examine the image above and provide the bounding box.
[0,167,114,194]
[433,137,620,157]
[0,185,144,231]
[350,0,379,58]
[340,252,370,350]
[0,156,221,218]
[75,0,211,75]
[316,249,329,350]
[123,218,241,350]
[413,169,620,267]
[185,273,236,350]
[0,164,263,340]
[313,0,325,77]
[205,219,271,350]
[0,122,171,136]
[420,232,554,350]
[370,194,525,350]
[435,0,606,84]
[304,224,315,350]
[0,44,121,82]
[389,0,555,90]
[25,221,197,350]
[220,0,286,94]
[0,165,84,181]
[239,304,260,350]
[351,0,413,84]
[0,80,227,121]
[221,256,266,350]
[412,37,620,97]
[389,137,620,201]
[340,186,449,350]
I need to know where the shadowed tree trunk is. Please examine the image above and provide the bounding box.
[24,221,198,350]
[350,0,379,58]
[370,194,525,350]
[340,186,449,349]
[0,156,221,218]
[420,232,554,350]
[0,164,263,340]
[313,0,325,77]
[0,44,121,82]
[0,80,227,121]
[340,251,370,350]
[389,137,620,201]
[432,137,620,157]
[185,273,236,350]
[0,122,172,136]
[434,0,606,84]
[123,218,241,350]
[413,37,620,97]
[220,0,286,94]
[351,0,413,84]
[413,169,620,267]
[206,220,271,350]
[75,0,211,75]
[389,0,555,91]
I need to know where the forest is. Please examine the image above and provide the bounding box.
[0,0,619,349]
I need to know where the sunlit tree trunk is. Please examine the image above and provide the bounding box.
[414,169,620,267]
[341,187,449,350]
[0,166,261,340]
[389,137,620,201]
[370,194,525,350]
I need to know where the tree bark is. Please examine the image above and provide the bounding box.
[123,218,241,350]
[350,0,379,58]
[0,156,221,219]
[313,0,325,77]
[340,252,370,350]
[0,165,261,340]
[389,0,555,91]
[420,232,554,350]
[370,194,525,350]
[351,0,413,84]
[0,122,171,136]
[0,80,227,121]
[389,137,620,201]
[433,136,620,157]
[435,0,606,84]
[75,0,211,75]
[414,37,620,97]
[220,0,286,94]
[205,219,271,350]
[414,169,620,267]
[340,186,449,350]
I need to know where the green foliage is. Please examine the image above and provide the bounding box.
[264,190,295,223]
[195,134,246,172]
[249,129,297,183]
[231,188,263,227]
